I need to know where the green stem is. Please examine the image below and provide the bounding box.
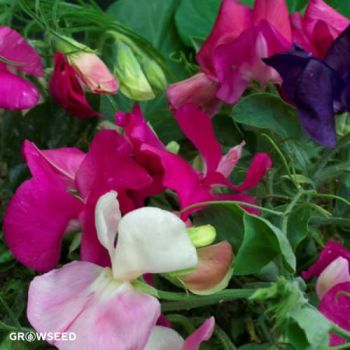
[281,190,304,233]
[331,324,350,342]
[180,200,284,217]
[309,217,350,227]
[0,295,21,328]
[305,191,350,209]
[160,289,255,312]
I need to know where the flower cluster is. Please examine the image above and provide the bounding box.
[2,0,350,348]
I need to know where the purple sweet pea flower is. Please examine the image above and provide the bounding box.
[264,25,350,148]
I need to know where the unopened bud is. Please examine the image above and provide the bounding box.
[187,225,216,248]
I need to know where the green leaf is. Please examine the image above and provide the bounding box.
[175,0,221,48]
[232,93,301,140]
[287,205,311,250]
[288,306,330,349]
[192,203,245,249]
[234,214,296,275]
[325,0,350,17]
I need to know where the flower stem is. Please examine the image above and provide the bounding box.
[159,288,255,312]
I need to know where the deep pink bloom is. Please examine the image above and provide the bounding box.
[303,242,350,346]
[167,0,292,110]
[141,104,272,217]
[3,130,153,272]
[0,26,43,109]
[49,52,101,119]
[291,0,350,58]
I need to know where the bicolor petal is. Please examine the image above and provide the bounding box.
[28,261,160,350]
[316,257,350,299]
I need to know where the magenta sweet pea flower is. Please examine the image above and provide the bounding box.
[49,52,102,119]
[140,104,272,217]
[27,191,200,350]
[0,26,43,109]
[3,130,153,272]
[298,0,350,58]
[302,242,350,345]
[167,0,292,110]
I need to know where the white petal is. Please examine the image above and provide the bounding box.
[95,191,121,257]
[144,326,184,350]
[112,207,198,281]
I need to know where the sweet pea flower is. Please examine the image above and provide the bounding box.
[139,104,272,217]
[302,242,350,346]
[291,0,350,58]
[167,0,292,110]
[3,130,153,272]
[264,25,350,148]
[49,53,102,119]
[0,26,43,109]
[27,191,205,350]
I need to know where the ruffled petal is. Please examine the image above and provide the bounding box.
[174,104,222,175]
[214,21,290,104]
[112,207,198,281]
[0,69,39,110]
[0,25,43,76]
[196,0,251,77]
[316,257,350,299]
[3,179,83,272]
[28,262,160,350]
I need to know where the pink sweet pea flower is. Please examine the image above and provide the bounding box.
[0,26,43,109]
[27,191,199,350]
[144,317,215,350]
[302,242,350,346]
[168,0,292,109]
[68,52,118,94]
[3,130,153,272]
[140,104,272,217]
[303,0,350,58]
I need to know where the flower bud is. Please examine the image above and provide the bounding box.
[53,36,118,94]
[114,42,155,101]
[187,225,216,248]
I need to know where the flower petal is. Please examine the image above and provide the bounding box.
[319,282,350,346]
[95,191,121,256]
[197,0,251,77]
[253,0,292,41]
[183,317,215,350]
[0,25,43,76]
[144,327,184,350]
[28,262,160,350]
[302,242,350,280]
[112,207,198,281]
[233,153,272,192]
[0,69,39,110]
[174,104,222,175]
[180,241,233,294]
[316,257,350,299]
[22,140,85,189]
[166,73,221,117]
[3,179,83,272]
[217,141,244,177]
